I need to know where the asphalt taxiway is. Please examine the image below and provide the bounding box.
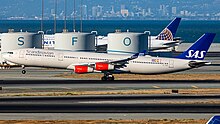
[0,95,220,113]
[0,113,215,120]
[0,61,220,120]
[1,80,220,90]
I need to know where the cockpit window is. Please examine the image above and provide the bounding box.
[7,52,13,54]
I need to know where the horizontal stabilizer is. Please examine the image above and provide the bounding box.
[188,61,211,68]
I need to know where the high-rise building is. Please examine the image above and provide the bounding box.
[121,4,125,10]
[111,6,115,14]
[172,7,177,15]
[159,4,168,16]
[92,6,98,17]
[82,5,88,19]
[121,9,129,17]
[97,5,103,17]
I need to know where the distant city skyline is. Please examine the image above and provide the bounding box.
[1,0,220,20]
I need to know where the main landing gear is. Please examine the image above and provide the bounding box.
[101,72,115,81]
[21,65,26,74]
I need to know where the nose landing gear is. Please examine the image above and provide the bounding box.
[101,72,115,81]
[21,65,26,74]
[22,70,26,74]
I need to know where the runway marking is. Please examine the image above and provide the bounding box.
[106,87,116,89]
[191,85,199,89]
[17,88,32,90]
[152,85,161,89]
[61,87,72,90]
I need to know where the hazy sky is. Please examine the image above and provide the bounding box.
[0,0,219,18]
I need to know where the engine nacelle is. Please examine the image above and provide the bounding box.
[95,62,114,71]
[74,65,94,74]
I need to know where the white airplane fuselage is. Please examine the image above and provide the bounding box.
[148,36,179,51]
[2,48,193,74]
[96,36,180,51]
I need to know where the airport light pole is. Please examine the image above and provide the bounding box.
[80,0,83,32]
[73,0,76,32]
[41,0,44,32]
[54,0,57,34]
[64,0,67,31]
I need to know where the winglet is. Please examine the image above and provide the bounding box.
[206,115,220,124]
[139,50,147,56]
[176,33,216,60]
[156,17,181,41]
[131,53,139,59]
[130,50,147,59]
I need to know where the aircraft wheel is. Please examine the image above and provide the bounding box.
[101,76,107,81]
[102,73,115,81]
[108,76,114,81]
[22,70,26,74]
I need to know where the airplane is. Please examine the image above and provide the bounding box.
[96,17,182,51]
[2,33,215,80]
[148,17,182,51]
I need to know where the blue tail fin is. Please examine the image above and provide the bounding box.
[176,33,216,60]
[207,115,220,124]
[156,17,181,41]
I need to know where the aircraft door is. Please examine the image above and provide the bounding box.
[19,50,25,58]
[58,53,63,61]
[169,60,174,68]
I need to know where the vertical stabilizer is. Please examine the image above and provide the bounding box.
[156,17,181,41]
[176,33,216,60]
[206,115,220,124]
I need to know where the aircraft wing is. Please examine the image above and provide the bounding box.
[109,50,146,65]
[67,51,142,71]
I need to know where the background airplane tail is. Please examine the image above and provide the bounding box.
[176,33,216,60]
[156,17,181,41]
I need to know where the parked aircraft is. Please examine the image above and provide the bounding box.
[96,17,182,51]
[2,33,215,80]
[149,17,182,51]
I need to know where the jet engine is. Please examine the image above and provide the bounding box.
[74,65,94,74]
[95,62,114,71]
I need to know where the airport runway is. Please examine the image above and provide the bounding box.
[0,95,220,113]
[0,64,220,120]
[0,113,216,120]
[1,80,220,90]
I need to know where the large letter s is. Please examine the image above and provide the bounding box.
[18,37,24,46]
[185,50,194,58]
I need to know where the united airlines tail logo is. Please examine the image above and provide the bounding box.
[156,28,173,41]
[185,50,206,59]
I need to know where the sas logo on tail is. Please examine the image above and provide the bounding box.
[156,28,173,41]
[185,50,206,59]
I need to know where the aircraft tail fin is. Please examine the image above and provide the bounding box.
[156,17,181,41]
[206,115,220,124]
[176,33,216,60]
